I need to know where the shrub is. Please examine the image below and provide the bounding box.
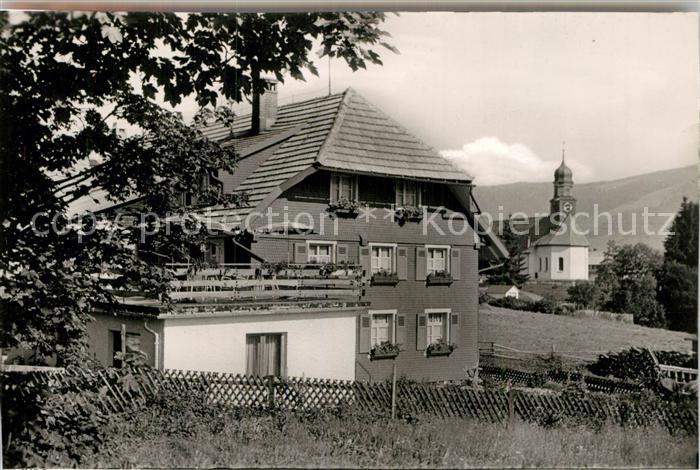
[1,369,109,468]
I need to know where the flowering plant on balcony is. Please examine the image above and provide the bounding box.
[426,338,457,357]
[371,269,399,285]
[394,205,423,224]
[327,197,360,217]
[370,341,401,361]
[426,270,453,285]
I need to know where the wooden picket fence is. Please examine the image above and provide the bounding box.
[2,367,696,434]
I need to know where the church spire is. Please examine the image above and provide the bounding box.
[551,141,575,216]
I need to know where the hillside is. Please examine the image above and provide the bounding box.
[473,165,697,255]
[479,305,694,361]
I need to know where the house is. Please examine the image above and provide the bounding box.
[76,85,507,382]
[486,285,520,299]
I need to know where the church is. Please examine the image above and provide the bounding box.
[516,155,590,282]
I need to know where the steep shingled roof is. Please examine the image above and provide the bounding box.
[202,88,472,225]
[316,89,470,181]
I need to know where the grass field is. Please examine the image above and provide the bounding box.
[84,412,697,468]
[479,305,693,361]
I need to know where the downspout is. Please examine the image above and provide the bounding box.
[143,320,160,369]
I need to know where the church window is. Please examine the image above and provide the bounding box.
[558,257,564,272]
[544,257,548,271]
[538,257,542,272]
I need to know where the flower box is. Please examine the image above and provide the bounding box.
[371,272,400,286]
[426,339,457,358]
[370,341,401,361]
[394,206,423,224]
[426,272,453,286]
[328,198,360,218]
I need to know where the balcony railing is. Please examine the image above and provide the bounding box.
[165,263,363,303]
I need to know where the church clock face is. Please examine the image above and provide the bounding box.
[562,201,573,213]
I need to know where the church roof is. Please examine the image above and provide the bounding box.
[532,214,589,247]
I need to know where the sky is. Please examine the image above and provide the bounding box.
[176,12,699,187]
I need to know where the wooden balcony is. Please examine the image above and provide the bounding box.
[166,263,363,304]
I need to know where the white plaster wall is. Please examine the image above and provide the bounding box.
[162,311,357,380]
[528,245,588,281]
[550,246,589,281]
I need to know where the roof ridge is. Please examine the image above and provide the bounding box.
[314,88,354,167]
[317,89,472,181]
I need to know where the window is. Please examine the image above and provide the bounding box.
[331,173,356,201]
[538,257,542,272]
[545,257,549,271]
[558,257,564,272]
[307,242,335,264]
[370,311,395,346]
[370,244,396,274]
[246,333,286,377]
[110,331,142,368]
[426,312,447,345]
[396,180,419,207]
[426,246,449,274]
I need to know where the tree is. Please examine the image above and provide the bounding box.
[0,11,396,365]
[663,197,698,268]
[594,242,666,327]
[566,281,598,309]
[657,197,698,333]
[657,261,697,333]
[487,218,529,286]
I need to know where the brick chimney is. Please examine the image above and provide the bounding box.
[251,77,278,134]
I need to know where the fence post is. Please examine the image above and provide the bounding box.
[507,387,515,427]
[391,361,397,420]
[266,375,275,409]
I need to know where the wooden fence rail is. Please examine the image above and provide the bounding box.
[2,367,696,434]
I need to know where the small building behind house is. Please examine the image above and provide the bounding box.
[486,285,520,300]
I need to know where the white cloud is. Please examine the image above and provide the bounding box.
[441,136,593,186]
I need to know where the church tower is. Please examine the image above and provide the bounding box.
[549,146,576,216]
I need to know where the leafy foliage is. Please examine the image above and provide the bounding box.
[593,242,666,327]
[656,261,697,333]
[1,370,109,468]
[487,295,563,315]
[487,218,529,286]
[566,281,599,309]
[663,197,698,268]
[657,198,698,333]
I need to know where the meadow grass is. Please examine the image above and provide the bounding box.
[87,411,697,468]
[479,305,693,361]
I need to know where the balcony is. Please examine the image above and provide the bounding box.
[142,263,363,304]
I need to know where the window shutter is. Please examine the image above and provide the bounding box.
[294,243,307,264]
[337,244,349,264]
[451,248,461,280]
[416,313,427,351]
[415,247,427,281]
[359,246,371,278]
[395,314,407,350]
[450,312,460,346]
[359,313,371,353]
[330,174,338,202]
[397,247,408,280]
